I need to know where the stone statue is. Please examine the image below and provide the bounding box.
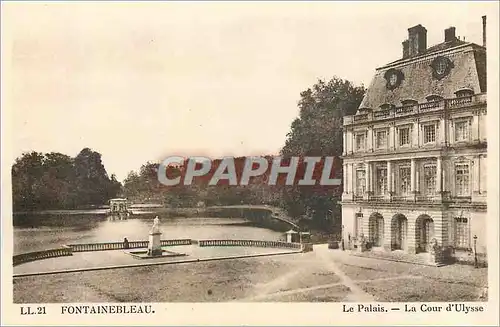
[148,216,162,256]
[429,238,439,254]
[150,216,161,234]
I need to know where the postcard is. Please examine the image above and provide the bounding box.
[1,1,499,326]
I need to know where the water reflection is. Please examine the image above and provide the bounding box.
[13,214,282,255]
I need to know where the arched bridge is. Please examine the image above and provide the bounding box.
[204,205,300,231]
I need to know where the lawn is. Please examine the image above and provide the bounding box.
[13,249,488,303]
[14,254,339,303]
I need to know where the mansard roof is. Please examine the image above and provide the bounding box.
[358,41,486,111]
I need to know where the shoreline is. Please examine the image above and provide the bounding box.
[13,205,300,233]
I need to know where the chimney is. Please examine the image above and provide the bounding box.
[482,15,486,47]
[444,27,456,42]
[402,40,409,58]
[408,24,427,57]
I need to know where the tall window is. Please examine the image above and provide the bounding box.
[424,164,437,195]
[356,170,366,195]
[399,128,410,146]
[376,130,388,149]
[424,125,436,144]
[455,163,470,196]
[454,217,469,249]
[376,168,388,195]
[355,133,366,151]
[399,166,411,195]
[455,121,470,142]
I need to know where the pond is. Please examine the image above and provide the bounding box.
[13,213,283,254]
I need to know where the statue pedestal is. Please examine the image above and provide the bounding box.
[148,232,162,256]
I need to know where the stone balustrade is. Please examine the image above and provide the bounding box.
[198,239,302,249]
[13,247,73,266]
[160,239,192,246]
[344,94,486,126]
[68,239,192,252]
[13,238,299,266]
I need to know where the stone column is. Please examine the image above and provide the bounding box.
[410,159,416,193]
[415,170,420,193]
[480,155,486,193]
[473,155,480,194]
[350,164,356,196]
[472,115,479,142]
[436,157,442,193]
[406,217,417,254]
[449,121,454,145]
[343,163,348,193]
[440,118,446,145]
[343,131,347,155]
[367,128,373,152]
[365,162,370,192]
[370,162,374,193]
[389,125,395,150]
[383,216,392,251]
[347,130,353,154]
[387,161,392,195]
[412,121,419,148]
[342,163,353,201]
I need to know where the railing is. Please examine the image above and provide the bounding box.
[346,192,458,203]
[418,100,444,111]
[354,114,368,121]
[198,239,302,250]
[373,110,391,119]
[160,239,192,246]
[68,239,192,252]
[447,96,473,108]
[345,94,486,126]
[395,105,416,115]
[13,247,73,266]
[13,238,298,266]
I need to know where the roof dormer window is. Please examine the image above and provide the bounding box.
[454,88,474,98]
[379,103,395,110]
[401,99,418,107]
[425,94,444,102]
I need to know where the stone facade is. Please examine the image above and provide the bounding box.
[340,21,487,263]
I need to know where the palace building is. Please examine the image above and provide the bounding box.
[340,17,487,264]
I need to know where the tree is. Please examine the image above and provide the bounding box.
[107,174,123,199]
[282,78,365,157]
[280,77,365,231]
[39,152,77,208]
[74,148,116,206]
[11,148,121,211]
[11,151,45,211]
[122,162,164,203]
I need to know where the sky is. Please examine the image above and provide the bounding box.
[3,2,494,181]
